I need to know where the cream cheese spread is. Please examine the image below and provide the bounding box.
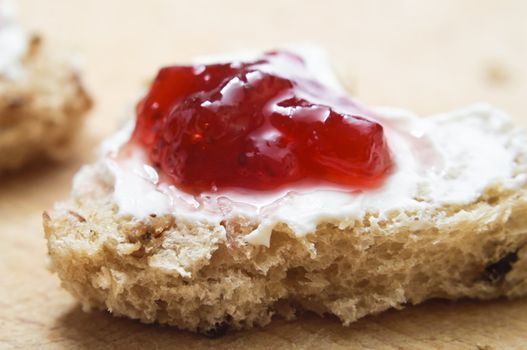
[0,0,26,79]
[73,49,527,247]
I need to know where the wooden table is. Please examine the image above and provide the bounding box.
[2,1,527,348]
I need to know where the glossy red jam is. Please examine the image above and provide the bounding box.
[131,51,393,193]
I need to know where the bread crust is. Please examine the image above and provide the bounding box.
[0,35,92,172]
[44,149,527,333]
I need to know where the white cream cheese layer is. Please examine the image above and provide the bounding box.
[73,50,527,247]
[83,104,524,247]
[0,0,26,78]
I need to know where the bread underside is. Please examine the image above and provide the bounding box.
[45,151,527,335]
[0,35,92,172]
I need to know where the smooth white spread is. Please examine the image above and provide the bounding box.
[73,49,527,247]
[0,0,26,78]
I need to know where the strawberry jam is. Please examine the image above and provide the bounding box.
[131,51,392,194]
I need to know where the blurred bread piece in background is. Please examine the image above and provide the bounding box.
[0,0,91,173]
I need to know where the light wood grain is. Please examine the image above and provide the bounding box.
[2,0,527,348]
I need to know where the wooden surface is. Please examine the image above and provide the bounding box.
[2,0,527,348]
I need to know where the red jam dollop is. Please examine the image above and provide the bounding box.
[131,51,392,193]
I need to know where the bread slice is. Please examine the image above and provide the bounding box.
[0,35,92,172]
[44,104,527,335]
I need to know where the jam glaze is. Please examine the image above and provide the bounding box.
[130,51,394,195]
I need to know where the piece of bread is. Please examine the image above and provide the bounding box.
[44,104,527,335]
[0,35,92,172]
